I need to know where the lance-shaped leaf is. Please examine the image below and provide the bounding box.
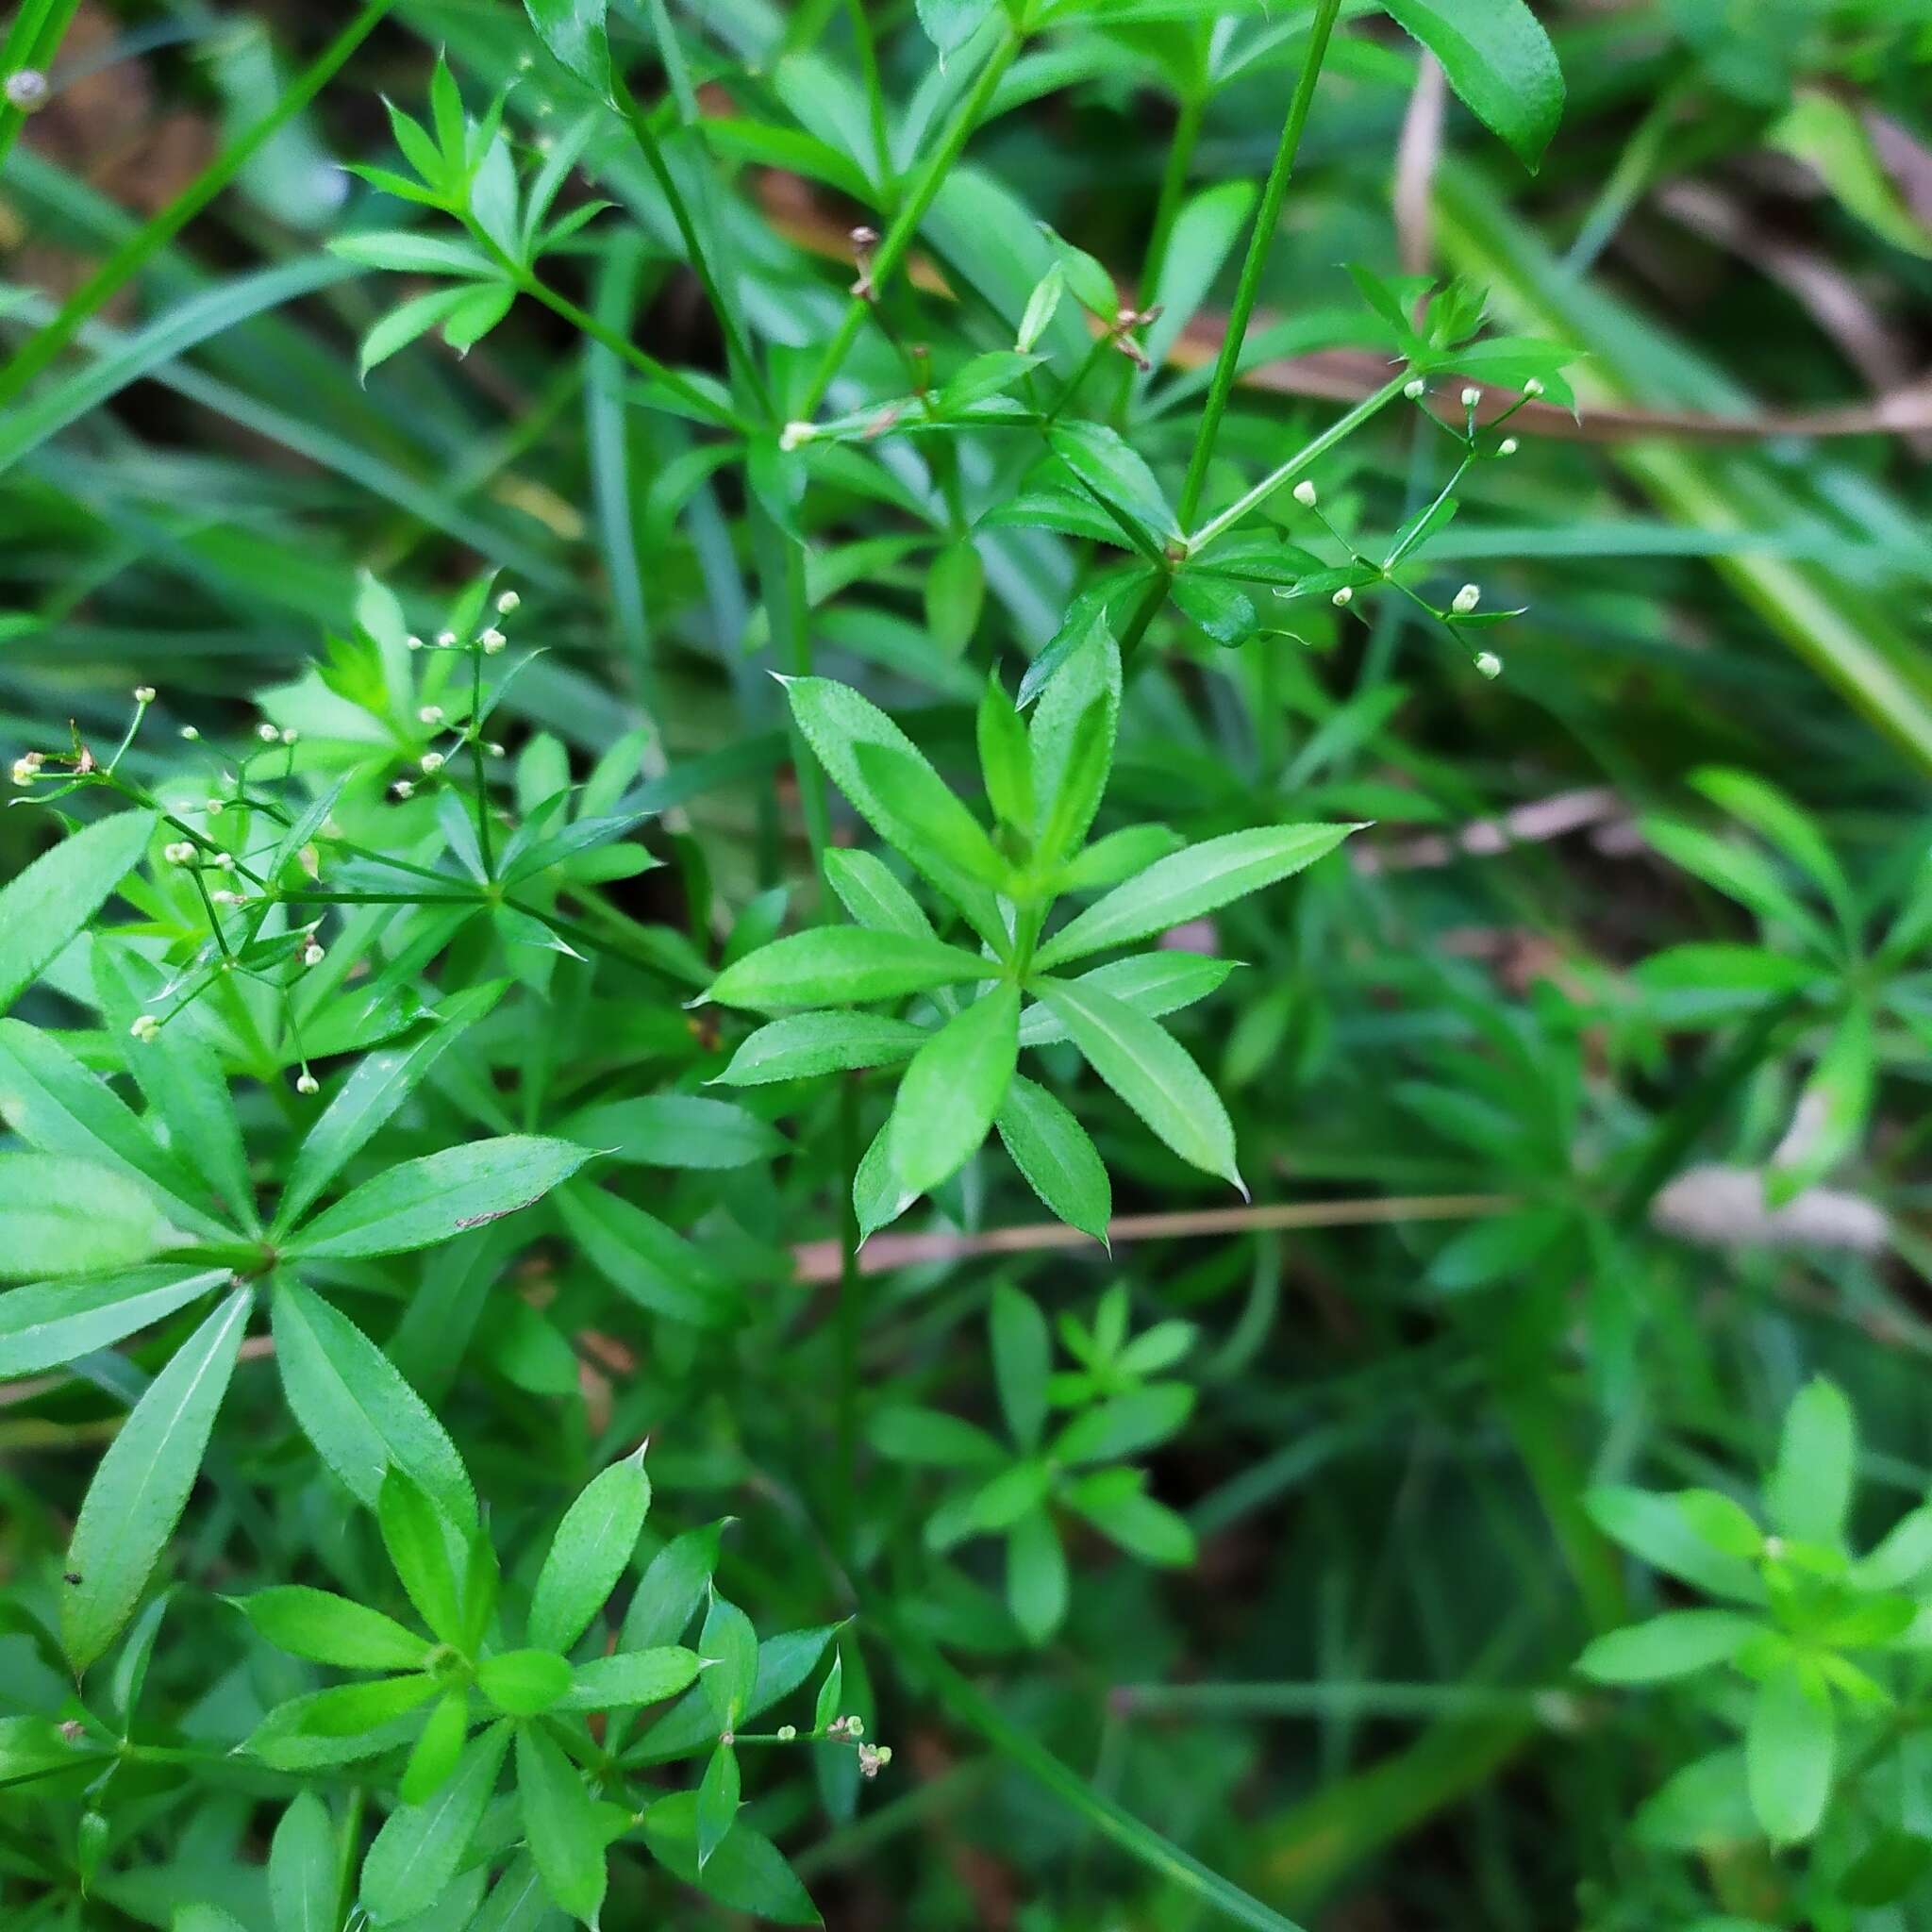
[363,1720,510,1924]
[1035,824,1355,969]
[1378,0,1564,172]
[889,986,1020,1195]
[528,1448,652,1654]
[63,1286,252,1670]
[706,927,991,1011]
[995,1075,1110,1242]
[0,1265,226,1377]
[0,810,154,1016]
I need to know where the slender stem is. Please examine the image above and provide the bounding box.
[835,1074,863,1561]
[609,71,774,418]
[1187,375,1409,554]
[0,0,395,408]
[802,30,1021,415]
[846,0,891,187]
[1174,0,1345,529]
[750,509,832,881]
[1114,566,1174,667]
[468,650,493,879]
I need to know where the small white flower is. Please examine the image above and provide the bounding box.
[206,797,225,816]
[295,1071,320,1095]
[1498,437,1519,457]
[1292,479,1319,508]
[257,722,279,743]
[211,888,245,907]
[1475,651,1503,679]
[436,629,458,647]
[302,941,325,968]
[179,724,200,741]
[857,1743,891,1778]
[407,634,425,651]
[1460,386,1480,408]
[486,741,505,758]
[779,420,818,453]
[479,627,507,654]
[128,1013,161,1043]
[1403,377,1425,400]
[1452,583,1481,614]
[164,841,195,865]
[280,727,298,745]
[1523,377,1544,398]
[420,751,445,774]
[10,756,40,787]
[495,589,520,614]
[418,705,444,724]
[212,851,235,870]
[776,1724,797,1741]
[133,685,157,705]
[1330,586,1354,608]
[392,778,415,799]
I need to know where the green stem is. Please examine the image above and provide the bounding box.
[0,0,83,168]
[468,650,493,880]
[836,1073,863,1561]
[1174,0,1344,529]
[1114,564,1174,667]
[1187,375,1409,555]
[0,0,394,408]
[801,30,1021,415]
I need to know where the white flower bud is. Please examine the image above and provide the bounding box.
[495,589,520,614]
[179,724,200,741]
[164,841,195,865]
[779,420,817,453]
[1403,377,1425,400]
[1460,386,1480,408]
[10,757,39,787]
[5,69,49,112]
[302,941,325,968]
[212,851,235,871]
[1498,437,1519,457]
[133,685,157,705]
[776,1724,797,1741]
[257,722,279,742]
[1330,586,1353,608]
[1475,651,1502,679]
[418,705,444,724]
[392,778,415,799]
[1452,584,1480,614]
[1523,377,1544,398]
[128,1013,160,1043]
[295,1071,319,1095]
[436,629,458,647]
[1292,479,1318,508]
[420,752,445,774]
[479,627,507,653]
[407,634,425,651]
[486,741,505,758]
[280,727,298,745]
[844,1715,864,1739]
[210,888,244,907]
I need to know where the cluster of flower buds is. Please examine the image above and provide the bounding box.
[10,749,44,787]
[1108,301,1162,371]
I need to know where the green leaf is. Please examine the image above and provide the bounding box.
[915,0,994,58]
[889,985,1020,1195]
[0,1151,183,1280]
[0,811,154,1016]
[378,1467,466,1648]
[1769,1004,1874,1204]
[287,1136,591,1258]
[516,1721,608,1924]
[1027,619,1120,865]
[363,1722,510,1925]
[924,541,986,658]
[1036,824,1354,969]
[1583,1486,1765,1603]
[867,1406,1008,1468]
[1769,89,1932,260]
[327,231,495,276]
[1378,0,1565,170]
[1006,1507,1067,1644]
[270,1790,336,1932]
[562,1646,701,1711]
[277,984,508,1228]
[823,848,940,940]
[713,1011,924,1085]
[358,286,474,379]
[1576,1610,1759,1684]
[272,1280,475,1524]
[1690,767,1855,930]
[995,1074,1111,1242]
[478,1649,573,1715]
[1746,1665,1833,1844]
[0,1264,226,1377]
[1852,1506,1932,1592]
[528,1449,652,1654]
[621,1524,723,1651]
[639,1791,822,1925]
[700,1593,759,1731]
[1047,422,1176,548]
[0,1020,219,1235]
[560,1095,782,1169]
[697,1740,740,1869]
[1766,1377,1856,1545]
[1064,1467,1195,1565]
[976,675,1035,831]
[236,1587,431,1672]
[634,1624,837,1763]
[1018,954,1236,1047]
[1040,979,1241,1191]
[62,1286,251,1670]
[556,1184,738,1326]
[1053,1384,1194,1464]
[1640,815,1835,956]
[991,1284,1051,1452]
[1633,1747,1754,1851]
[1144,180,1256,368]
[782,677,1006,938]
[398,1690,468,1806]
[706,927,991,1010]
